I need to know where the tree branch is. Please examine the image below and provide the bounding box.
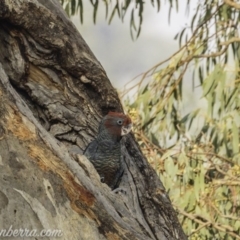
[224,0,240,9]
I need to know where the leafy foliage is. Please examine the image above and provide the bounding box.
[124,0,240,239]
[60,0,162,39]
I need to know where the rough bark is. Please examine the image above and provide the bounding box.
[0,1,187,239]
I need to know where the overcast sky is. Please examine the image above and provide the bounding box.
[71,1,197,90]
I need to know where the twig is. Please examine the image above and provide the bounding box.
[176,206,240,239]
[224,0,240,9]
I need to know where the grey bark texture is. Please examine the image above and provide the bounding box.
[0,0,187,239]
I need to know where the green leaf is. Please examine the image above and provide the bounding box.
[168,49,185,68]
[194,174,200,201]
[92,1,99,24]
[71,0,76,14]
[150,132,159,146]
[65,2,70,16]
[202,65,220,97]
[188,109,200,130]
[78,0,83,23]
[235,220,240,230]
[232,121,239,155]
[188,191,196,211]
[108,3,118,24]
[103,0,108,19]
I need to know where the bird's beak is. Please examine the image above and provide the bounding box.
[121,123,132,136]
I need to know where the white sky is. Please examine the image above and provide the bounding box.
[71,1,198,90]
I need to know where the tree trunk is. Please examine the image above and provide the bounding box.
[0,1,187,239]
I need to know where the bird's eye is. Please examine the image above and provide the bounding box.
[117,120,123,125]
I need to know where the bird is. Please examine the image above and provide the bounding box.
[84,112,132,190]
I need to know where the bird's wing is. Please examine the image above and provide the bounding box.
[111,159,124,189]
[84,139,116,156]
[98,139,117,150]
[83,139,99,159]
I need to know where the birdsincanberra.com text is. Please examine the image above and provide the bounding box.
[0,225,63,238]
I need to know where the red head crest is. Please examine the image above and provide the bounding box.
[102,111,132,137]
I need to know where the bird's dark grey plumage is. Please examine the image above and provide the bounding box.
[84,112,132,189]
